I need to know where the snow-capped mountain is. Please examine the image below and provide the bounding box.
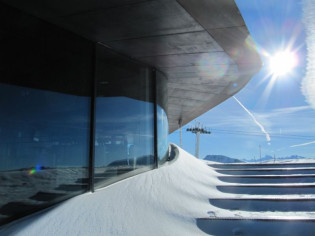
[246,155,309,163]
[204,155,243,163]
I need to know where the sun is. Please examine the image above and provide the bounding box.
[268,51,298,77]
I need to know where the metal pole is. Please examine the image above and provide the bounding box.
[152,69,158,169]
[186,122,210,159]
[180,127,182,148]
[195,131,200,158]
[88,43,97,193]
[179,119,182,148]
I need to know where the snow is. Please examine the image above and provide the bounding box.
[1,145,315,235]
[0,146,221,235]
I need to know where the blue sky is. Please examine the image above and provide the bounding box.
[169,0,315,160]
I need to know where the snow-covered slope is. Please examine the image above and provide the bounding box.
[0,146,220,236]
[2,145,315,235]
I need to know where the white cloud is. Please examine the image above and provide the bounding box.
[291,140,315,148]
[302,0,315,109]
[270,106,311,115]
[233,96,271,142]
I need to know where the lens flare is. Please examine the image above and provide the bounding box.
[269,51,298,77]
[29,168,36,175]
[28,165,42,175]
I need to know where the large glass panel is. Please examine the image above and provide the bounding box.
[156,71,169,165]
[0,4,92,225]
[94,45,154,188]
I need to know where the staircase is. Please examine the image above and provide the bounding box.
[199,162,315,235]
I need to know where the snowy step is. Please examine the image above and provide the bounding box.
[218,175,315,184]
[215,167,315,175]
[209,162,315,169]
[209,198,315,212]
[197,217,315,236]
[217,184,315,195]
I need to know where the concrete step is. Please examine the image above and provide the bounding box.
[208,162,315,169]
[217,184,315,195]
[215,167,315,175]
[218,175,315,184]
[197,217,315,236]
[209,198,315,212]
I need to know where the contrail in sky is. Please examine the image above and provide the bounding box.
[290,140,315,148]
[233,96,271,142]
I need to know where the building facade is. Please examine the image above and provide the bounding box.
[0,0,260,226]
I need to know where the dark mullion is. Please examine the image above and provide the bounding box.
[153,69,158,169]
[88,43,97,192]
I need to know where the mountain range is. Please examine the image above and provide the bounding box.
[246,155,307,163]
[204,154,309,163]
[204,155,243,163]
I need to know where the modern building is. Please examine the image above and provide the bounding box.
[0,0,261,226]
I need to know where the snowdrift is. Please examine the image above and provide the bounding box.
[1,145,220,235]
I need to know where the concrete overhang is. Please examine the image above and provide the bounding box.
[1,0,262,133]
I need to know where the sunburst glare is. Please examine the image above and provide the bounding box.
[269,51,298,77]
[253,45,301,108]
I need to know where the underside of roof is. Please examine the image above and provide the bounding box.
[1,0,261,133]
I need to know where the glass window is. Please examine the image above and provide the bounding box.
[156,71,169,165]
[94,45,154,188]
[0,6,92,225]
[157,106,169,163]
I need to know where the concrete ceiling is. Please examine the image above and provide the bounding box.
[1,0,261,133]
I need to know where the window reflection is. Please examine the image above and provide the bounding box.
[157,105,169,163]
[156,71,169,164]
[94,45,154,188]
[0,2,170,226]
[0,6,92,225]
[0,85,91,222]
